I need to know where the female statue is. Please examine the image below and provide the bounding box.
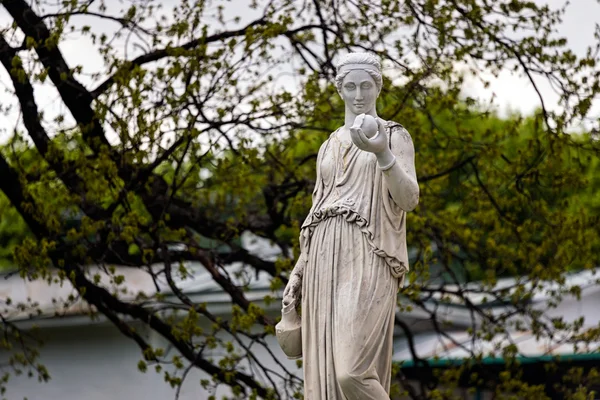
[278,52,419,399]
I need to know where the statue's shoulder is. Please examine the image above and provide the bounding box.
[315,130,336,160]
[328,126,342,138]
[384,120,413,146]
[318,127,341,149]
[385,120,408,133]
[385,120,403,129]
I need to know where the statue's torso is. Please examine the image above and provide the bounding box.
[301,122,410,280]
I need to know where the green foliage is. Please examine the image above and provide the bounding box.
[0,193,28,270]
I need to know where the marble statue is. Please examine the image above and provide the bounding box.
[276,52,419,399]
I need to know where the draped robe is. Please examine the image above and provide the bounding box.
[299,121,410,399]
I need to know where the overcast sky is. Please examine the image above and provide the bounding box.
[462,0,600,125]
[0,0,598,145]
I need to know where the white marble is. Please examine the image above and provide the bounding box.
[276,52,419,399]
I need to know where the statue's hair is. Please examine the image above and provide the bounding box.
[335,52,383,92]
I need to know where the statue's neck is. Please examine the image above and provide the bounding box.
[344,107,378,130]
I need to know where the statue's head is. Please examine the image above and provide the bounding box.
[335,52,382,115]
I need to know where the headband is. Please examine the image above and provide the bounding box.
[337,63,381,73]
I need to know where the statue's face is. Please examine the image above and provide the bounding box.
[339,69,378,114]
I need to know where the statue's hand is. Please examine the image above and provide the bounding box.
[349,117,389,154]
[282,273,302,307]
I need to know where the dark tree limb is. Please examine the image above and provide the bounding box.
[90,22,330,98]
[419,155,476,183]
[0,34,106,219]
[90,17,269,98]
[2,0,111,151]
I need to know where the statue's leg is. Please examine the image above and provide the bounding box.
[302,217,397,399]
[336,368,389,399]
[301,218,339,400]
[330,223,398,399]
[333,303,395,399]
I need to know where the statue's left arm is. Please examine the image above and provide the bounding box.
[375,124,419,212]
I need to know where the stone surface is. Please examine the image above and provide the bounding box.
[277,52,420,399]
[275,297,302,359]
